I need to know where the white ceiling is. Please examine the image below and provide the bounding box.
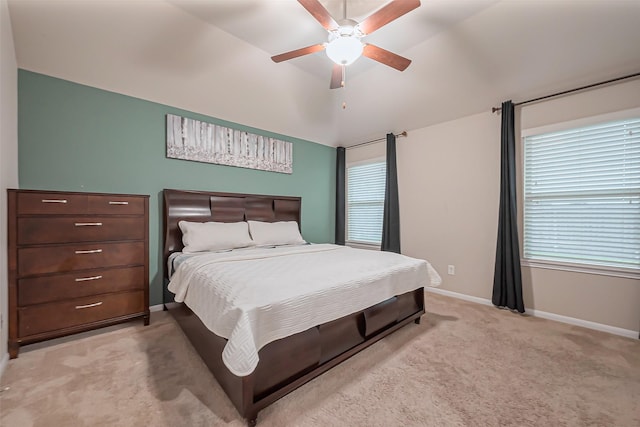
[167,0,499,81]
[8,0,640,147]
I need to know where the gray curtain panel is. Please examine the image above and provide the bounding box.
[492,100,525,313]
[381,133,401,253]
[335,147,346,245]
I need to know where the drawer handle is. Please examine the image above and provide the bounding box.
[75,249,103,254]
[108,201,129,205]
[75,222,103,227]
[41,199,67,204]
[75,302,103,309]
[75,275,103,282]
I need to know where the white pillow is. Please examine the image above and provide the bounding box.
[248,220,306,246]
[178,221,253,253]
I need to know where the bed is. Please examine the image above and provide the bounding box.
[162,189,440,425]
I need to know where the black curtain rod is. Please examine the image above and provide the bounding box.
[345,131,407,150]
[491,71,640,113]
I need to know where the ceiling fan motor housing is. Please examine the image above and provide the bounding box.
[326,20,364,66]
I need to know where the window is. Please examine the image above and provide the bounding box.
[523,117,640,273]
[347,161,386,245]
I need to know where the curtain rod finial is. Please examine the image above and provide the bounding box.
[492,107,502,113]
[400,131,407,137]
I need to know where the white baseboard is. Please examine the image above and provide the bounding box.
[0,352,8,380]
[149,304,164,312]
[425,287,639,339]
[426,287,494,307]
[525,308,638,339]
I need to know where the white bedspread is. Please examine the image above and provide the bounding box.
[168,244,441,376]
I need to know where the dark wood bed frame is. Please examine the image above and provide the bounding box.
[162,189,425,426]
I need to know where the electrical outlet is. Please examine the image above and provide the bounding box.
[447,265,455,275]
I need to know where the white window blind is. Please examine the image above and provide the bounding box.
[347,161,386,244]
[523,117,640,271]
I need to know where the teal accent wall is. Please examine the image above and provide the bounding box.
[18,69,336,306]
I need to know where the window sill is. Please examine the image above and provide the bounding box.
[521,258,640,280]
[346,241,381,251]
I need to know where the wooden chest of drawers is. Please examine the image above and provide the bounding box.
[7,189,150,358]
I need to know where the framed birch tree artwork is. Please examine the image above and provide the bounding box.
[166,114,293,174]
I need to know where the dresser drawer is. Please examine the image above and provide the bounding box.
[88,195,145,215]
[18,266,145,306]
[18,192,88,215]
[19,291,145,337]
[18,241,145,276]
[18,217,145,245]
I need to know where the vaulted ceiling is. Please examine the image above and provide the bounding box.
[8,0,640,146]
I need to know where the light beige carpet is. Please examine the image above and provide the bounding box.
[1,293,638,427]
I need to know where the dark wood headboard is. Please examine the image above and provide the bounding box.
[162,189,301,279]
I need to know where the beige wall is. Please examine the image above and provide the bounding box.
[397,112,501,302]
[1,0,19,373]
[348,79,639,334]
[346,141,385,165]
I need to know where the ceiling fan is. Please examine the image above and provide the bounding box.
[271,0,421,89]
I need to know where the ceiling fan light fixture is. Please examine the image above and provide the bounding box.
[326,35,363,66]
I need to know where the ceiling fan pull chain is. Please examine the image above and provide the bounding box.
[342,65,347,109]
[342,64,346,88]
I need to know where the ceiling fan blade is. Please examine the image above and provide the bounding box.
[330,64,343,89]
[357,0,421,35]
[362,44,411,71]
[271,44,326,63]
[298,0,339,32]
